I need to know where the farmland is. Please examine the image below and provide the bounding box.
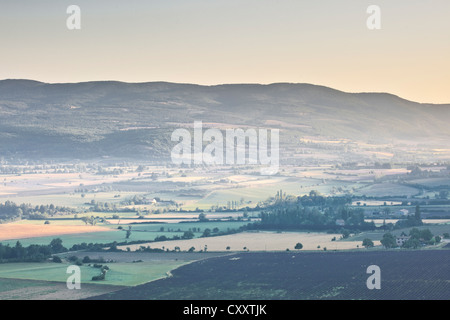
[0,80,449,301]
[0,223,110,242]
[90,250,450,300]
[0,278,125,300]
[0,251,229,299]
[0,158,450,300]
[118,231,377,252]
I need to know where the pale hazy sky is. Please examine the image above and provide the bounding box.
[0,0,449,103]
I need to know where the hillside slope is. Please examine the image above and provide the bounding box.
[0,80,449,160]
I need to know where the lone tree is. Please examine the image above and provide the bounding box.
[380,233,397,249]
[125,226,132,239]
[362,238,374,248]
[295,242,303,250]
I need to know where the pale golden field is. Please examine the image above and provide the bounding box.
[0,223,110,241]
[118,231,380,252]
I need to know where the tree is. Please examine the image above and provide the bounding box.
[402,237,420,249]
[380,233,397,249]
[362,238,374,248]
[414,205,421,222]
[201,228,211,237]
[341,229,351,239]
[49,238,66,253]
[182,230,194,239]
[81,216,89,225]
[420,229,433,242]
[409,228,421,239]
[126,226,132,239]
[295,242,303,250]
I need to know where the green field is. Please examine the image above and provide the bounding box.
[353,183,420,197]
[0,229,167,248]
[0,277,46,293]
[0,220,252,249]
[0,261,188,287]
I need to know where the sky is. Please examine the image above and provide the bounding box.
[0,0,449,104]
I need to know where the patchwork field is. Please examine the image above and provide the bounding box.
[0,221,252,248]
[1,162,450,301]
[0,251,230,300]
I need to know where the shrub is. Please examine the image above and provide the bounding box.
[362,238,374,248]
[68,255,78,262]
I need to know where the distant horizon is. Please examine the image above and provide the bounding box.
[1,1,449,105]
[2,77,449,106]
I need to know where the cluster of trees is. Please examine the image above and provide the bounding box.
[0,238,66,262]
[81,216,101,226]
[252,191,374,231]
[88,200,119,212]
[380,228,440,249]
[297,190,352,208]
[0,201,73,221]
[96,167,124,175]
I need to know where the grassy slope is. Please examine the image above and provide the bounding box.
[0,261,188,287]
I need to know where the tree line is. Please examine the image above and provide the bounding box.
[249,191,375,231]
[0,201,73,221]
[0,238,66,262]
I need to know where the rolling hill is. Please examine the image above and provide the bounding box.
[0,79,449,161]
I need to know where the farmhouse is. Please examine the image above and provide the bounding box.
[396,235,410,247]
[396,209,409,216]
